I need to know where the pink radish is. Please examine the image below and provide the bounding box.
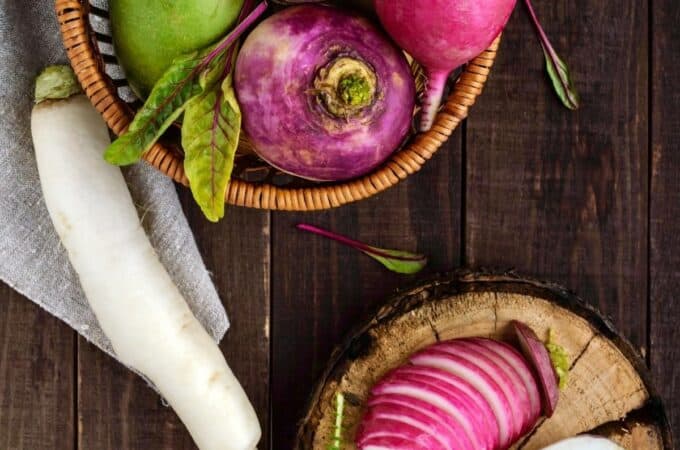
[382,370,490,449]
[375,0,517,131]
[356,417,445,449]
[360,403,459,449]
[411,348,515,447]
[414,348,520,443]
[512,321,560,417]
[466,337,542,421]
[394,366,498,449]
[371,376,488,450]
[436,340,536,434]
[367,393,475,450]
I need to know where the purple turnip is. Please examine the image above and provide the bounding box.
[235,5,416,181]
[375,0,517,131]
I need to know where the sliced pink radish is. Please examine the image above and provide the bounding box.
[512,321,560,417]
[362,403,460,450]
[371,376,487,450]
[392,365,498,450]
[356,417,446,449]
[411,348,515,448]
[430,342,529,443]
[439,339,537,434]
[466,337,542,422]
[368,393,476,450]
[359,435,430,450]
[384,369,491,449]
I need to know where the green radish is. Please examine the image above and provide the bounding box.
[110,0,245,98]
[31,66,261,450]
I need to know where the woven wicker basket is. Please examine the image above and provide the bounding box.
[55,0,500,211]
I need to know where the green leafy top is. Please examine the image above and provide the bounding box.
[328,392,346,450]
[181,68,241,222]
[104,1,266,167]
[545,329,569,389]
[104,50,213,165]
[102,1,267,221]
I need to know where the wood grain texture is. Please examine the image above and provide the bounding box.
[271,136,462,449]
[5,0,680,447]
[649,0,680,442]
[594,407,668,450]
[0,286,74,450]
[464,1,649,347]
[76,191,271,450]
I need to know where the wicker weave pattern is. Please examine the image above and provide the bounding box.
[55,0,500,211]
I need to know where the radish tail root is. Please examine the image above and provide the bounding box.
[419,70,449,132]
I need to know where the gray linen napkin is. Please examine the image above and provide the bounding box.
[0,0,229,359]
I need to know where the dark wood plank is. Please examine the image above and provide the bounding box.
[77,339,195,450]
[271,136,462,448]
[77,194,270,450]
[465,1,649,347]
[649,0,680,440]
[0,286,75,450]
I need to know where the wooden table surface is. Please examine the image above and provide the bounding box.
[1,1,679,449]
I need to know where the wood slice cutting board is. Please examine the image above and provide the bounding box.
[296,271,672,450]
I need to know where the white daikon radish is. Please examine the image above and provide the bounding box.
[31,66,261,450]
[541,435,625,450]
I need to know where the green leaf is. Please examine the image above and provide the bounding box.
[328,392,345,450]
[181,73,241,222]
[296,224,428,275]
[542,46,580,110]
[103,1,269,167]
[524,0,580,110]
[365,246,428,275]
[104,51,213,166]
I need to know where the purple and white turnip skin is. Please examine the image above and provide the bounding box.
[235,5,416,181]
[375,0,517,131]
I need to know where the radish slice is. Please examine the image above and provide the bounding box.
[439,339,537,434]
[393,366,498,449]
[371,376,484,450]
[356,417,446,449]
[382,370,490,449]
[411,348,515,448]
[359,435,430,450]
[361,403,458,450]
[512,321,560,417]
[540,435,625,449]
[466,337,542,422]
[367,394,475,450]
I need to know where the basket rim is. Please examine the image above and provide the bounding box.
[55,0,501,211]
